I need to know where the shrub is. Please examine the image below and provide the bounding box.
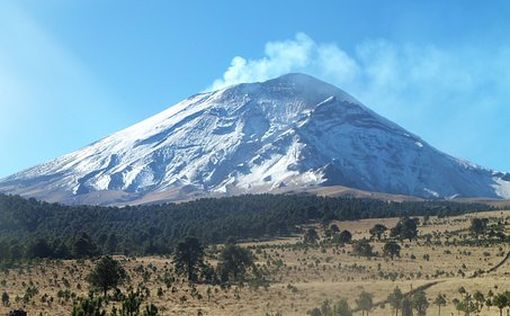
[352,239,374,257]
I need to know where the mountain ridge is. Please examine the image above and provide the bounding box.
[1,73,509,205]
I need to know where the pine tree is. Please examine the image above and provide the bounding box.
[387,287,403,316]
[434,293,446,316]
[401,297,413,316]
[356,291,373,316]
[412,291,429,316]
[2,291,9,306]
[87,256,127,297]
[173,237,205,282]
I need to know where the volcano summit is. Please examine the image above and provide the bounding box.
[1,73,509,205]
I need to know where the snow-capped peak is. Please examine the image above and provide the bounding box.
[1,73,508,205]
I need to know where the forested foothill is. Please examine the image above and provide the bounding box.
[0,193,493,261]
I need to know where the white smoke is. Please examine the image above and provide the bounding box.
[210,33,510,170]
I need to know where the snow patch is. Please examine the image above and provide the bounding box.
[493,178,510,199]
[423,188,440,198]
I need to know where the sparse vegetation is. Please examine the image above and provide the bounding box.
[0,193,509,315]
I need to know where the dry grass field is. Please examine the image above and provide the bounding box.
[1,210,510,315]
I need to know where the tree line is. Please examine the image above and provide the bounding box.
[0,193,493,261]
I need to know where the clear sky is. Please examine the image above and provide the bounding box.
[1,0,509,177]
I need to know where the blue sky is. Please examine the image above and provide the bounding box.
[1,0,509,177]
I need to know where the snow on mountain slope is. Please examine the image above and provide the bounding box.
[1,73,509,205]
